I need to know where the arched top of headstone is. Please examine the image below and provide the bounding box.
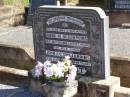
[40,6,106,19]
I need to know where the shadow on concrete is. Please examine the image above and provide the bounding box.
[0,45,35,70]
[0,84,43,97]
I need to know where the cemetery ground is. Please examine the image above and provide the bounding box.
[0,26,130,96]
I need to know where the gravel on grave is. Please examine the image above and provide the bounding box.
[0,84,44,97]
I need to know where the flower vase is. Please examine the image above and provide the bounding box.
[42,80,78,97]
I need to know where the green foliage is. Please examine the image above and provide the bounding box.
[3,0,13,5]
[47,76,65,82]
[3,0,29,6]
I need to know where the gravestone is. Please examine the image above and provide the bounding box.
[115,0,130,9]
[27,0,57,25]
[30,0,57,11]
[32,6,110,79]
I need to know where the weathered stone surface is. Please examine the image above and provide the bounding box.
[77,76,120,97]
[0,45,34,70]
[0,26,35,70]
[110,28,130,60]
[30,78,78,97]
[0,26,34,58]
[114,87,130,97]
[92,76,120,97]
[42,81,78,97]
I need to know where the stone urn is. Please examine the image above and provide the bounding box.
[30,76,78,97]
[42,81,78,97]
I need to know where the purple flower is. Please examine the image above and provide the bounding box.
[34,61,44,78]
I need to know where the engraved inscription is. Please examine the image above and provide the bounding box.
[45,15,92,75]
[46,50,90,61]
[46,33,88,41]
[72,60,91,66]
[46,39,90,47]
[53,46,81,52]
[47,16,85,28]
[46,28,87,34]
[77,67,87,75]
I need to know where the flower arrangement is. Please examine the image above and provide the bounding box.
[33,56,77,82]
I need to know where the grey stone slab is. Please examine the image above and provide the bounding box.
[110,28,130,61]
[0,26,34,58]
[115,87,130,97]
[0,84,43,97]
[32,6,110,79]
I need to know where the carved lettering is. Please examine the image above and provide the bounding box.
[72,60,91,66]
[46,33,88,41]
[47,16,85,28]
[46,39,90,47]
[77,67,87,74]
[46,50,90,61]
[53,46,81,52]
[46,28,87,34]
[46,57,59,62]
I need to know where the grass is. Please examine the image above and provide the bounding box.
[3,0,29,6]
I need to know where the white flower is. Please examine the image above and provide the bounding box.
[43,61,51,68]
[67,65,77,82]
[57,61,64,68]
[52,64,57,74]
[65,56,70,60]
[45,68,53,77]
[70,65,77,76]
[43,61,52,75]
[55,69,64,77]
[33,56,77,82]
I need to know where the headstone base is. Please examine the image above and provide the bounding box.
[29,76,120,97]
[30,79,78,97]
[77,76,120,97]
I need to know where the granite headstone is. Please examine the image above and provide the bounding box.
[32,6,110,79]
[27,0,57,25]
